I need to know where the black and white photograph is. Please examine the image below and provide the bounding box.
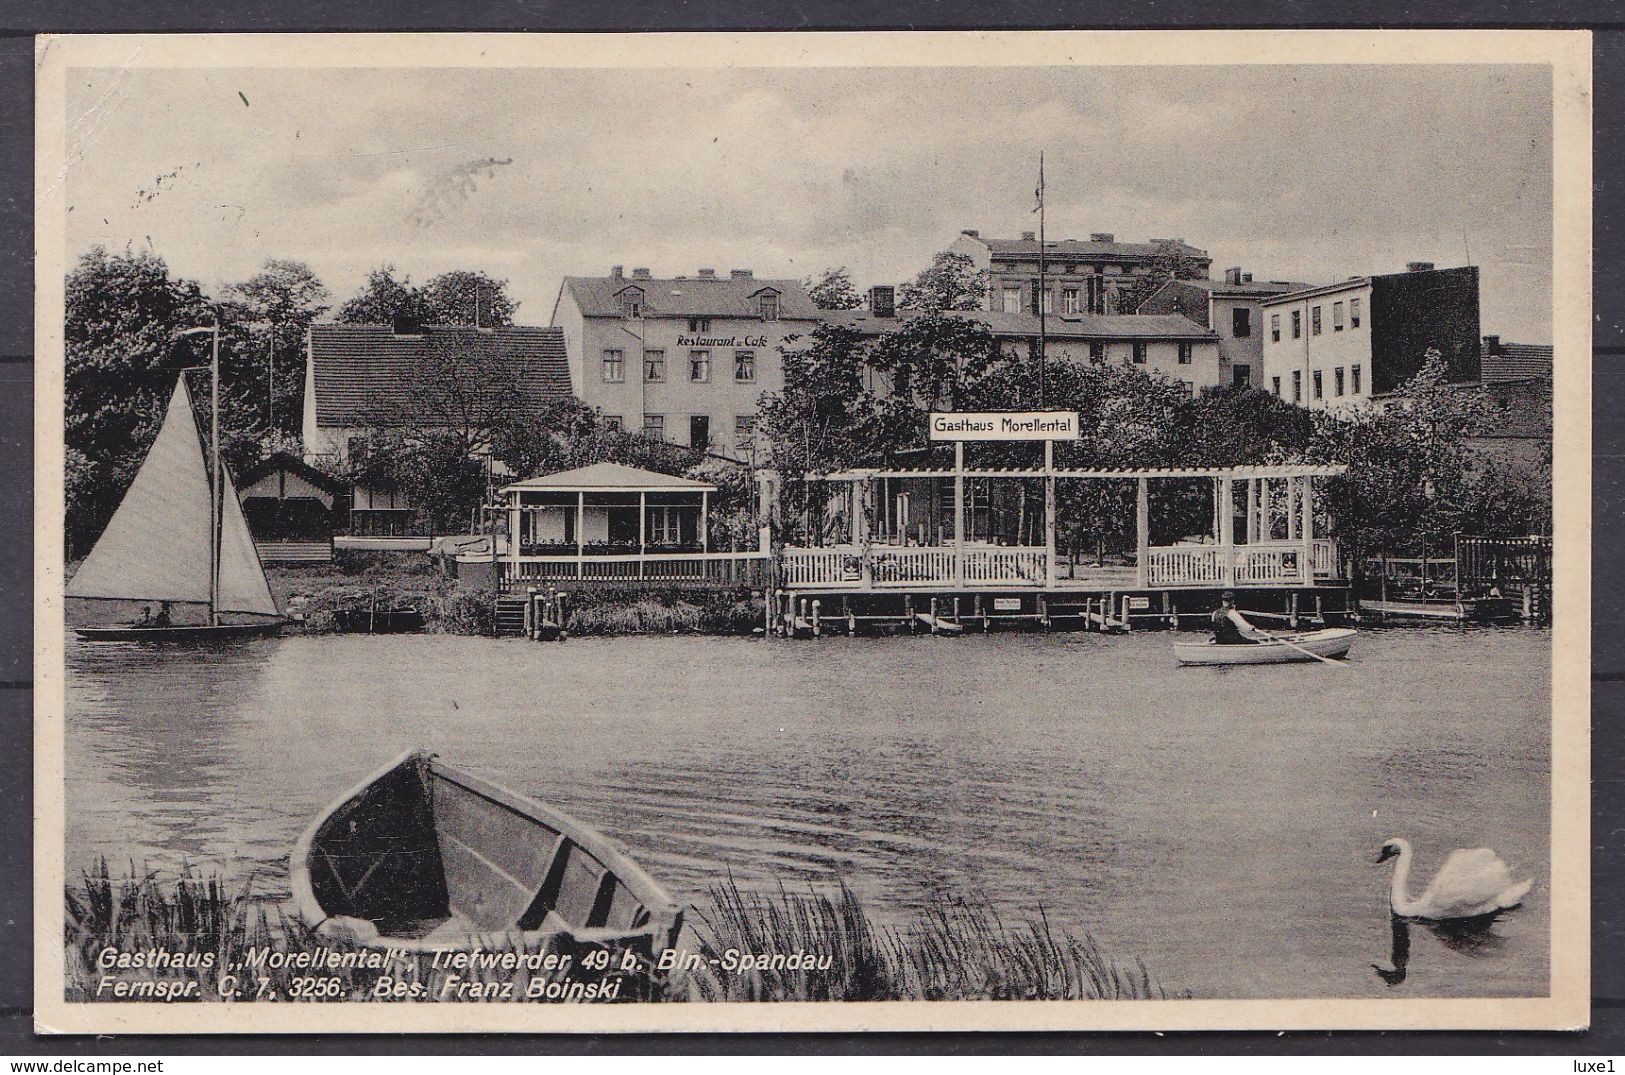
[31,30,1590,1033]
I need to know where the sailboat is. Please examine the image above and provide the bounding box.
[68,375,284,641]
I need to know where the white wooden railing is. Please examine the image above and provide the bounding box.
[503,550,770,587]
[962,547,1048,585]
[1144,546,1226,586]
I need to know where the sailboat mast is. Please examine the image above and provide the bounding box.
[1037,151,1047,409]
[210,318,221,627]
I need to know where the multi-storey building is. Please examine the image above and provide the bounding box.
[948,229,1212,316]
[1137,267,1314,389]
[551,266,821,458]
[1259,263,1481,410]
[822,287,1223,397]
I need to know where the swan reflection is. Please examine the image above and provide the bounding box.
[1372,911,1508,987]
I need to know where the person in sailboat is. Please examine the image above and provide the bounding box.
[1211,591,1263,645]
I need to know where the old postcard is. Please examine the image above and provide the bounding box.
[32,29,1591,1034]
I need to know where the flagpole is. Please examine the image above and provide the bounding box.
[1037,152,1047,409]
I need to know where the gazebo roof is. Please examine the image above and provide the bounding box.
[500,461,717,495]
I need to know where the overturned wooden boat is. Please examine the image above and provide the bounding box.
[331,605,425,634]
[1175,627,1357,666]
[290,751,683,954]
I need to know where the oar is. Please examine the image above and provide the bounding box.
[1255,628,1347,668]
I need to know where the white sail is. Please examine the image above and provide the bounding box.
[217,453,280,617]
[67,379,214,605]
[66,376,281,619]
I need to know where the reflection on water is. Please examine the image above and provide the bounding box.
[64,625,1551,1000]
[1374,912,1512,987]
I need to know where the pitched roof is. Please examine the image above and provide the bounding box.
[500,461,716,493]
[561,274,821,320]
[308,323,571,428]
[820,308,1217,340]
[236,451,345,495]
[1481,340,1553,382]
[976,236,1210,262]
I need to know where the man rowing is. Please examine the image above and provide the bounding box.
[1211,591,1263,645]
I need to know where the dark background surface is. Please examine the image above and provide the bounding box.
[0,1,1619,1055]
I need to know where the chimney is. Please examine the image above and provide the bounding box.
[1021,230,1036,242]
[1224,267,1243,285]
[697,268,717,278]
[1089,232,1114,243]
[869,285,896,319]
[730,269,753,279]
[1242,272,1253,283]
[961,228,979,238]
[1406,261,1435,273]
[610,265,624,280]
[1483,334,1501,352]
[392,313,422,336]
[631,267,652,280]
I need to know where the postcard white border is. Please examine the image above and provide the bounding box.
[33,28,1592,1034]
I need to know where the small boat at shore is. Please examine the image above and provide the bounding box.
[1361,597,1520,624]
[290,751,683,954]
[1174,627,1357,666]
[331,605,425,634]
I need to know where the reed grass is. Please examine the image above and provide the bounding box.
[64,866,1181,1003]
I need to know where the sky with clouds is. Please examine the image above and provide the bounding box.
[64,61,1553,340]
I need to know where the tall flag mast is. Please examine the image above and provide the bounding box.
[1033,152,1047,408]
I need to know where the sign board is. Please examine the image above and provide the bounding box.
[993,597,1022,612]
[929,411,1080,441]
[1128,596,1151,610]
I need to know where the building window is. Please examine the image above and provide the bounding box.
[689,415,710,449]
[1179,380,1194,398]
[735,414,756,450]
[347,435,370,464]
[1002,287,1022,314]
[1233,365,1251,388]
[1350,298,1361,328]
[1132,342,1147,364]
[689,350,711,382]
[603,414,623,431]
[1311,305,1322,336]
[1271,375,1281,397]
[643,349,665,382]
[734,350,756,382]
[601,349,625,382]
[1062,287,1079,314]
[757,293,779,321]
[1089,341,1105,362]
[1352,364,1362,394]
[642,413,664,440]
[1178,342,1192,365]
[648,505,681,545]
[1333,301,1345,331]
[1039,287,1053,314]
[1271,314,1281,342]
[687,317,711,334]
[1334,366,1345,396]
[1232,308,1251,338]
[1312,370,1323,399]
[622,297,641,319]
[1291,310,1302,339]
[1292,370,1302,402]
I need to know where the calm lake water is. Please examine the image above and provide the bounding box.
[64,625,1550,1000]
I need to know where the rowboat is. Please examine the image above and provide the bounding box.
[290,752,684,955]
[74,621,283,643]
[331,605,425,634]
[1174,627,1357,666]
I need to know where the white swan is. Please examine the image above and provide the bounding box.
[1376,837,1532,920]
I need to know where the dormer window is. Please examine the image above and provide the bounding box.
[756,291,779,321]
[619,286,644,319]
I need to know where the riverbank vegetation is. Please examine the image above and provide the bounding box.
[65,865,1179,1003]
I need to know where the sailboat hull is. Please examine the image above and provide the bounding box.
[75,620,284,643]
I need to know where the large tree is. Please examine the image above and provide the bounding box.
[418,269,518,326]
[64,246,212,556]
[804,266,864,311]
[897,250,989,312]
[1114,240,1210,314]
[220,258,331,442]
[335,265,518,327]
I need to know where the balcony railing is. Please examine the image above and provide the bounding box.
[502,550,770,588]
[781,539,1341,590]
